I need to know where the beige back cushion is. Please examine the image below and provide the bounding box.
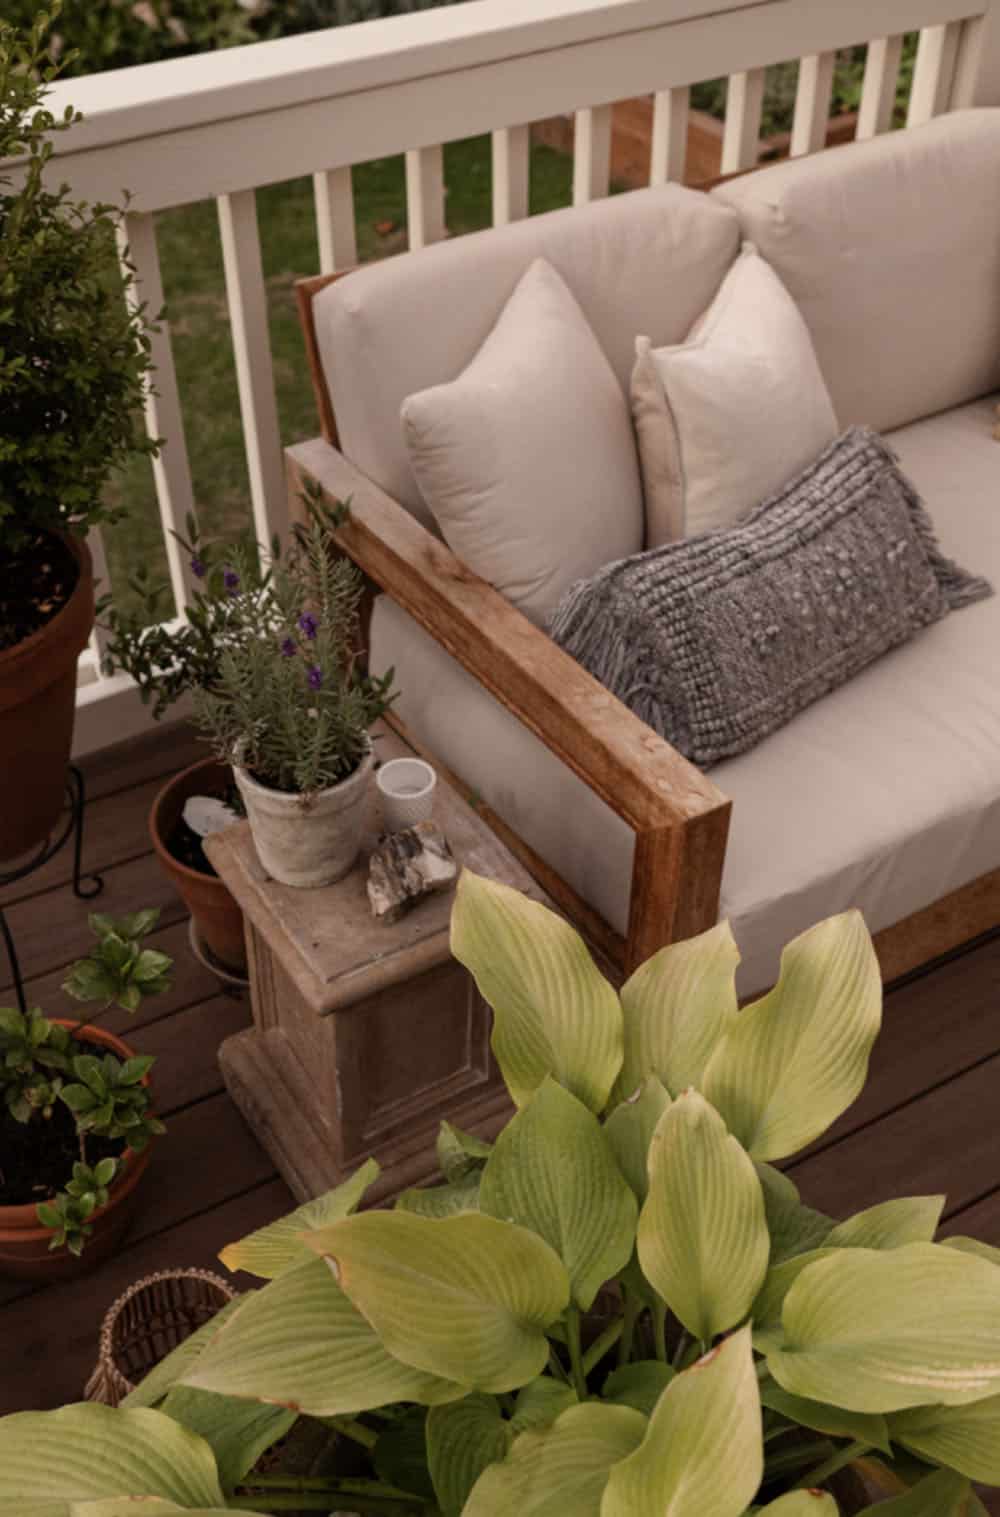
[713,109,1000,435]
[314,184,741,530]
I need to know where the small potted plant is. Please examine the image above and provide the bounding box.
[0,909,171,1281]
[1,882,997,1513]
[0,7,158,862]
[103,503,396,919]
[191,505,397,887]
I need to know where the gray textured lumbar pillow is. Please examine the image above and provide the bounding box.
[549,427,993,766]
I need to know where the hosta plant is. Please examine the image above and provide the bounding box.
[2,874,1000,1514]
[0,909,171,1255]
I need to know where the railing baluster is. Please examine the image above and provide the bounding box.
[217,190,289,552]
[650,87,690,184]
[951,14,1000,108]
[573,104,613,204]
[857,34,905,138]
[85,527,112,672]
[313,167,358,273]
[116,213,199,614]
[405,145,447,250]
[908,22,963,126]
[721,68,766,175]
[791,51,836,157]
[491,125,531,226]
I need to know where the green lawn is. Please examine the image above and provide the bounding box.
[104,137,575,619]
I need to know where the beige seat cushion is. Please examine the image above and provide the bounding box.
[314,184,740,532]
[712,110,1000,434]
[402,259,643,627]
[371,396,1000,995]
[631,244,837,543]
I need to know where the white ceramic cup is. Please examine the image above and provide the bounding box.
[376,757,437,832]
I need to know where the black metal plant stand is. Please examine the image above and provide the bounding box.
[0,766,103,1016]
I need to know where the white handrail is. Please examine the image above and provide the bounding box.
[11,0,994,753]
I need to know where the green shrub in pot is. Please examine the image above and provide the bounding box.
[1,876,998,1513]
[0,5,158,859]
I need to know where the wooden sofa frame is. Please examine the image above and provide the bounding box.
[290,267,1000,988]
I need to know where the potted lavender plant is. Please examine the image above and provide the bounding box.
[103,503,395,900]
[191,507,396,887]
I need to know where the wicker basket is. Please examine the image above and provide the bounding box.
[84,1267,237,1407]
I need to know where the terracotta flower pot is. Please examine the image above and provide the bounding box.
[149,758,247,975]
[0,1020,152,1282]
[0,534,94,862]
[234,746,374,888]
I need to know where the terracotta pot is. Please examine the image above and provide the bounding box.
[234,746,374,888]
[149,758,247,974]
[0,1020,152,1282]
[0,534,94,862]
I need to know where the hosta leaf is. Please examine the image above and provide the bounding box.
[601,1325,761,1517]
[759,1382,890,1454]
[863,1469,971,1515]
[612,921,739,1104]
[450,871,622,1113]
[427,1394,512,1515]
[755,1497,839,1515]
[826,1196,944,1250]
[183,1256,463,1413]
[637,1091,769,1342]
[603,1077,671,1203]
[463,1403,646,1517]
[766,1244,1000,1411]
[756,1164,834,1266]
[602,1361,675,1416]
[479,1077,637,1309]
[702,912,881,1162]
[71,1506,268,1517]
[122,1300,244,1410]
[753,1249,839,1329]
[436,1121,493,1181]
[889,1394,1000,1482]
[373,1408,436,1501]
[159,1387,295,1492]
[217,1159,379,1278]
[0,1405,224,1509]
[304,1211,570,1392]
[942,1236,1000,1267]
[396,1171,481,1218]
[510,1377,578,1432]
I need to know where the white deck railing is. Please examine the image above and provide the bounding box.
[22,0,1000,752]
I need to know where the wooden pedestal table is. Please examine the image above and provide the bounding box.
[205,726,551,1206]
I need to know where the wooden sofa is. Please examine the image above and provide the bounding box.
[289,108,1000,992]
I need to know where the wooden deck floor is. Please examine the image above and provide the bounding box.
[2,723,1000,1507]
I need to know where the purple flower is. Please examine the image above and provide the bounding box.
[307,665,323,691]
[223,568,240,596]
[280,637,297,658]
[298,611,319,640]
[190,556,206,579]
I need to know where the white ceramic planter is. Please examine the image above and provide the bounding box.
[234,747,375,888]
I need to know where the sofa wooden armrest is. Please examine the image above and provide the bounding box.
[286,436,731,974]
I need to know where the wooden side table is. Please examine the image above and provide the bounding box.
[206,724,550,1205]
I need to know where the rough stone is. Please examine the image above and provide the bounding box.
[367,821,458,923]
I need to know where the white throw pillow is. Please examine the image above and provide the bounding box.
[401,257,644,627]
[631,243,838,545]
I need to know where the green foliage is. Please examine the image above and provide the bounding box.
[4,877,1000,1514]
[35,1158,119,1255]
[3,0,473,82]
[0,6,159,553]
[0,909,171,1256]
[102,502,397,790]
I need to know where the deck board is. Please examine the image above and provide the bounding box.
[1,723,999,1513]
